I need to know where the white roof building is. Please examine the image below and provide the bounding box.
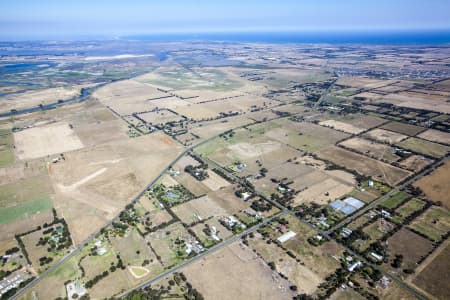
[277,231,297,243]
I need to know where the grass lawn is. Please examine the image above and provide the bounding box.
[381,191,410,209]
[0,197,52,224]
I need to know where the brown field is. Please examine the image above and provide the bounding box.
[381,121,426,136]
[171,195,228,225]
[159,174,179,187]
[397,137,450,158]
[336,114,387,129]
[412,242,450,300]
[253,156,355,205]
[265,119,349,153]
[319,119,364,134]
[418,129,450,145]
[69,103,130,147]
[386,228,434,272]
[413,161,450,208]
[137,110,183,125]
[93,78,167,115]
[336,76,393,89]
[137,196,173,229]
[206,185,249,214]
[293,178,354,206]
[146,222,192,267]
[282,215,343,280]
[201,170,230,191]
[51,132,183,244]
[381,91,450,114]
[0,85,86,113]
[364,128,408,144]
[249,235,322,294]
[339,137,401,163]
[329,288,365,300]
[183,241,294,300]
[14,122,84,160]
[205,137,301,174]
[318,146,412,186]
[173,173,209,197]
[189,115,253,140]
[0,210,53,244]
[173,155,201,170]
[399,155,434,172]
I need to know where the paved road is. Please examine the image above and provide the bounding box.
[326,155,449,235]
[118,210,289,298]
[13,106,444,300]
[11,114,270,299]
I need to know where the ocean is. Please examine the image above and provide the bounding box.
[125,30,450,45]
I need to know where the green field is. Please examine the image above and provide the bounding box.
[381,191,410,209]
[0,197,52,224]
[0,175,53,207]
[393,198,426,223]
[409,206,450,242]
[0,129,14,167]
[396,137,450,158]
[148,68,242,91]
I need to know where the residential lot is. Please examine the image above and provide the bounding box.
[183,242,295,300]
[317,146,412,186]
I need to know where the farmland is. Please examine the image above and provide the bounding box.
[413,160,450,208]
[3,40,450,300]
[409,206,450,242]
[412,242,450,300]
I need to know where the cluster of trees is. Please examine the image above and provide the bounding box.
[250,199,272,212]
[123,272,204,300]
[38,256,53,266]
[184,164,209,181]
[85,270,109,289]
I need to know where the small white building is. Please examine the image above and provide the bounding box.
[241,192,252,201]
[370,252,383,262]
[277,231,297,243]
[347,261,363,272]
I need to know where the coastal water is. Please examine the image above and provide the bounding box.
[125,30,450,45]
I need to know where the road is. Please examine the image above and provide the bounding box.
[11,111,281,299]
[13,106,443,300]
[326,155,449,235]
[118,210,289,298]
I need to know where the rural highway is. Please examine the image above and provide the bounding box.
[118,210,289,298]
[12,105,443,300]
[11,108,293,299]
[326,155,450,235]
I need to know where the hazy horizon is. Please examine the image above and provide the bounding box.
[1,0,450,41]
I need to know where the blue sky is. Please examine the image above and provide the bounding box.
[1,0,450,39]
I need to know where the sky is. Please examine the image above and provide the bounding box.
[1,0,450,39]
